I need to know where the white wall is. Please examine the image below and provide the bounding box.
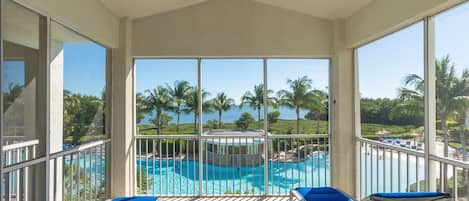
[14,0,119,48]
[345,0,465,48]
[132,0,333,57]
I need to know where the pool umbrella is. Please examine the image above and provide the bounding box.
[375,129,390,139]
[410,132,421,144]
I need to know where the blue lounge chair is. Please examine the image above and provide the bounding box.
[364,192,450,201]
[395,139,401,144]
[417,143,424,151]
[108,196,158,201]
[290,187,354,201]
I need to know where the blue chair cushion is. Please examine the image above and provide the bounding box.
[367,192,451,201]
[294,187,353,201]
[112,196,158,201]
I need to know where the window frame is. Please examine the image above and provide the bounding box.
[353,1,469,194]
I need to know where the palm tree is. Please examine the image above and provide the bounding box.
[167,81,191,133]
[435,56,460,158]
[145,87,173,135]
[453,69,469,161]
[277,76,313,134]
[401,56,458,158]
[305,90,328,134]
[184,87,212,133]
[241,84,274,129]
[64,90,81,141]
[401,56,465,186]
[3,83,23,110]
[136,92,150,124]
[211,92,235,128]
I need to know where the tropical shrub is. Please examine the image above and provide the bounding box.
[235,112,255,129]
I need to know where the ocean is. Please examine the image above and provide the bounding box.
[139,106,311,125]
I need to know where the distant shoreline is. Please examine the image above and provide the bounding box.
[139,105,311,124]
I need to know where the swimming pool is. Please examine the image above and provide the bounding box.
[136,150,428,196]
[136,153,330,195]
[56,149,427,197]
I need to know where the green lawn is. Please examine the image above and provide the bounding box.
[137,119,421,139]
[137,119,329,135]
[64,134,107,144]
[360,123,422,140]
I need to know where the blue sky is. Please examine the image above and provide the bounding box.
[62,43,106,96]
[358,22,424,98]
[135,59,329,105]
[359,2,469,99]
[3,2,468,101]
[3,43,107,96]
[3,61,24,91]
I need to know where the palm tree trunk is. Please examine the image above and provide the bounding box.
[296,107,300,134]
[218,111,222,128]
[316,113,321,134]
[442,116,449,157]
[176,110,180,133]
[176,103,181,133]
[258,106,261,129]
[156,111,161,135]
[441,115,448,191]
[458,112,467,161]
[194,113,198,133]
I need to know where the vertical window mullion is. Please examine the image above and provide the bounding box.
[197,58,203,195]
[0,0,4,190]
[263,58,269,195]
[44,15,52,201]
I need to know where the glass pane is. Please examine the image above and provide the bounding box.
[267,59,329,135]
[358,22,425,143]
[357,22,425,197]
[435,2,469,163]
[434,2,469,198]
[3,0,46,161]
[135,59,198,135]
[50,21,107,152]
[202,59,263,132]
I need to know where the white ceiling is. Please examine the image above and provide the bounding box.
[100,0,208,19]
[100,0,373,19]
[254,0,373,19]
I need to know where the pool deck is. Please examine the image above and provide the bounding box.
[161,197,290,201]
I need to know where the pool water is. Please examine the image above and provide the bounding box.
[55,149,428,197]
[136,153,330,195]
[137,150,429,196]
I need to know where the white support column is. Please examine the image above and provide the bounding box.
[330,19,356,198]
[110,18,134,197]
[48,38,64,200]
[353,49,362,199]
[424,16,437,192]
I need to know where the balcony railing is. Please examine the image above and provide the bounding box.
[2,139,39,201]
[50,139,110,201]
[1,139,110,201]
[358,137,469,200]
[135,133,329,197]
